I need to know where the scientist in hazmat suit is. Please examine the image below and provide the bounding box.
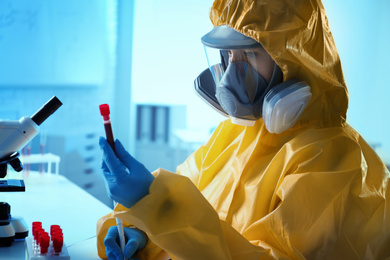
[97,0,390,259]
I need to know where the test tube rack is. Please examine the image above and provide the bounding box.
[25,222,70,260]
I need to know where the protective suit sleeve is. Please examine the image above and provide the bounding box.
[97,173,167,260]
[112,169,268,260]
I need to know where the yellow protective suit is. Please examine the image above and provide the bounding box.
[97,0,390,259]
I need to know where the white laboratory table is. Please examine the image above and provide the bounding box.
[0,171,112,259]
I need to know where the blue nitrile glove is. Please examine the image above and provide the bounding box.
[99,137,155,208]
[104,226,148,260]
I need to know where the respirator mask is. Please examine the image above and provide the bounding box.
[194,25,312,133]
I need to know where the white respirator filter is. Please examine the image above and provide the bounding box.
[263,80,312,134]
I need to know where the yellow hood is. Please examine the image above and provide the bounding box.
[210,0,348,129]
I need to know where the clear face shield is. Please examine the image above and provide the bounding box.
[204,47,265,89]
[195,26,282,126]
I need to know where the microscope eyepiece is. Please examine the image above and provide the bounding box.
[31,96,63,126]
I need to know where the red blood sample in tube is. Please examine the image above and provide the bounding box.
[50,225,61,236]
[32,222,42,241]
[99,104,116,153]
[53,235,64,253]
[37,229,46,245]
[40,234,50,254]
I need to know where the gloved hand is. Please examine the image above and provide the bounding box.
[104,226,148,260]
[99,137,155,208]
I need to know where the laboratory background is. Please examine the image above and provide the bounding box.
[0,0,389,209]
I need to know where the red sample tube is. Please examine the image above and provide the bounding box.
[99,104,116,153]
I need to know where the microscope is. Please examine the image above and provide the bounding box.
[0,96,62,246]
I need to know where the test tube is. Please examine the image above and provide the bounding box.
[99,104,126,260]
[39,131,46,173]
[25,142,32,177]
[99,104,115,151]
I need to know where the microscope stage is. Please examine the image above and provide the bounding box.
[0,179,25,192]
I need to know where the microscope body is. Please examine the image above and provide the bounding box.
[0,118,38,245]
[0,116,39,161]
[0,117,40,192]
[0,96,62,181]
[0,96,62,246]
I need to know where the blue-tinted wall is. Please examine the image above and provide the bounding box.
[324,0,390,163]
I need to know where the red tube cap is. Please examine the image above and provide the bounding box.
[99,104,111,121]
[99,104,111,117]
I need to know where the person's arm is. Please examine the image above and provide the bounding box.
[113,170,269,260]
[96,137,167,260]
